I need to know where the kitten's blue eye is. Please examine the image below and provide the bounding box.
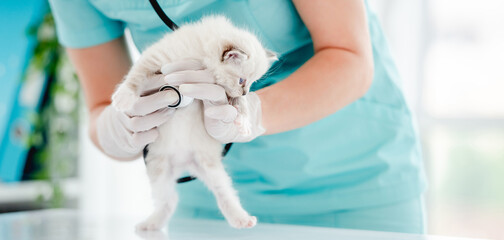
[239,78,245,84]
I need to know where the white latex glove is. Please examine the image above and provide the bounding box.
[97,60,208,159]
[179,83,265,143]
[97,105,174,159]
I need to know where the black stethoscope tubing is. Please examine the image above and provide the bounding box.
[148,0,179,31]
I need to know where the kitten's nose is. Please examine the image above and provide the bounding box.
[242,88,248,96]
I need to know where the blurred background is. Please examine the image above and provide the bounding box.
[0,0,503,239]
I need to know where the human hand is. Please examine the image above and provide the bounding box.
[179,83,265,143]
[98,60,208,159]
[158,60,266,143]
[96,104,174,159]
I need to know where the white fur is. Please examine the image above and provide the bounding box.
[111,16,274,231]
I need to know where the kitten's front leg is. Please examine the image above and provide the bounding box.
[231,97,252,137]
[112,80,139,113]
[112,61,157,113]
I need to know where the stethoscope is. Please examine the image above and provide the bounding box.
[143,0,233,184]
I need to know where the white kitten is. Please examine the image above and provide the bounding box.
[111,16,275,231]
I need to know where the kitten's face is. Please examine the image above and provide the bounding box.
[203,22,277,99]
[216,44,276,98]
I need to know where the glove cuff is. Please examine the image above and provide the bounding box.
[249,92,266,137]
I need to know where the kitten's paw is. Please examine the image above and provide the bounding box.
[227,215,257,229]
[235,115,252,136]
[135,230,168,240]
[135,219,165,231]
[111,85,138,113]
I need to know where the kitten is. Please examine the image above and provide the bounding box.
[111,16,276,231]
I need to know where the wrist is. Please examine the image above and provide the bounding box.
[89,104,107,152]
[254,89,271,135]
[248,92,266,138]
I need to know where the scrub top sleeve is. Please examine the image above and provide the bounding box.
[49,0,125,48]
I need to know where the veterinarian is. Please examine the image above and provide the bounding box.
[49,0,426,234]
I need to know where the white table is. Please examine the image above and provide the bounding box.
[0,209,486,240]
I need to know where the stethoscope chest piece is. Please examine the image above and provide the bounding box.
[159,85,182,108]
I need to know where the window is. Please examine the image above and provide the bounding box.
[423,1,504,239]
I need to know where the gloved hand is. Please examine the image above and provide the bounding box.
[96,60,208,159]
[96,104,174,159]
[178,83,265,143]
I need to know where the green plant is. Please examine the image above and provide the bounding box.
[25,11,80,208]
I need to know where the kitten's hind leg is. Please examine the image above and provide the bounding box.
[136,156,181,231]
[192,152,257,229]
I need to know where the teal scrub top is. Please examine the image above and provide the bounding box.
[49,0,427,215]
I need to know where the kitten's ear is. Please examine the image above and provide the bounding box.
[266,49,278,62]
[222,47,248,64]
